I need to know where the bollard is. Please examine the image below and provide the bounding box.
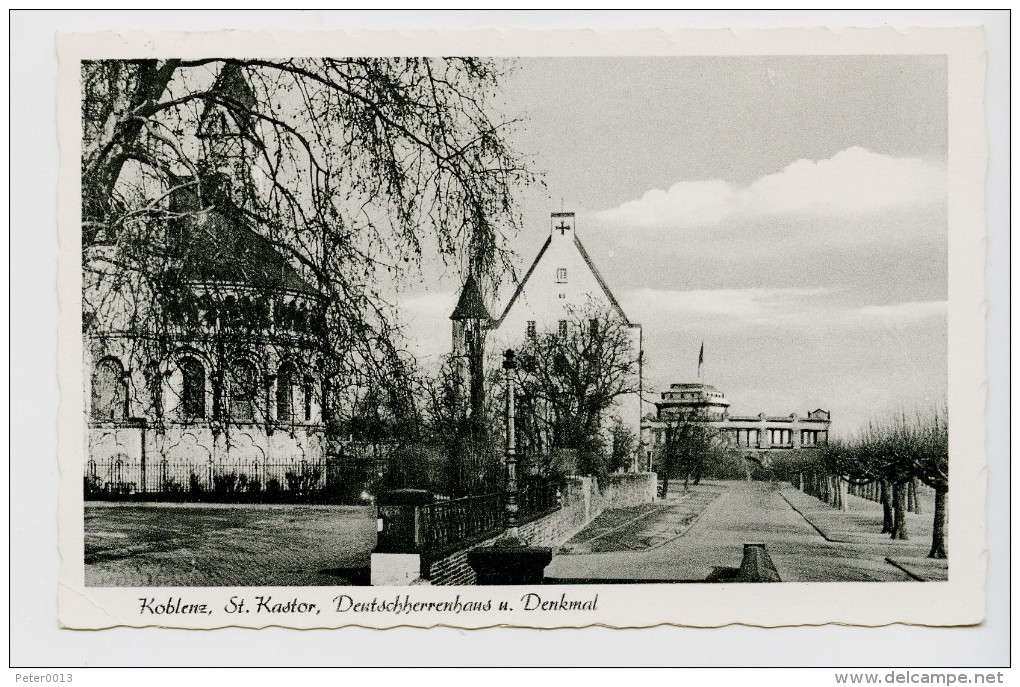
[370,489,435,586]
[736,542,781,582]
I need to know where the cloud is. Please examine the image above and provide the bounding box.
[622,287,828,319]
[396,291,456,323]
[621,287,945,331]
[855,300,947,323]
[596,147,945,229]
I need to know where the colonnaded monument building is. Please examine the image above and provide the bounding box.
[641,382,831,469]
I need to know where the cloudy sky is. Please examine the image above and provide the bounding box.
[395,56,948,435]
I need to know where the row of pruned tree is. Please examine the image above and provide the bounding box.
[807,410,948,559]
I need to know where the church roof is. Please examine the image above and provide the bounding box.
[572,235,632,325]
[171,184,318,296]
[450,273,492,321]
[493,235,633,326]
[184,212,319,296]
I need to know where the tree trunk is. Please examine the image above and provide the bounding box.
[891,481,909,540]
[83,60,181,232]
[910,478,922,514]
[880,480,894,533]
[929,487,947,559]
[838,477,849,512]
[660,474,669,500]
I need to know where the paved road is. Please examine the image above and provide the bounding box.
[85,503,376,587]
[84,481,943,586]
[546,481,919,582]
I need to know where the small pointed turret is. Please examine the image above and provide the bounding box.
[450,273,492,322]
[451,274,490,433]
[198,62,256,138]
[197,63,257,207]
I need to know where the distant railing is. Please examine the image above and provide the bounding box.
[844,477,931,514]
[519,477,561,521]
[84,457,330,501]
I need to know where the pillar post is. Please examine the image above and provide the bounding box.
[465,349,552,584]
[503,349,519,539]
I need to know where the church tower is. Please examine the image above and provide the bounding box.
[196,62,256,207]
[450,274,492,429]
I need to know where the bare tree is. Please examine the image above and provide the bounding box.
[657,407,730,497]
[823,437,890,528]
[904,410,948,559]
[82,58,533,431]
[821,409,948,556]
[512,305,639,482]
[413,358,503,497]
[609,417,637,473]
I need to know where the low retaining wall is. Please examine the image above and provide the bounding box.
[371,472,656,586]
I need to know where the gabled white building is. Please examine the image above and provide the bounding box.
[452,212,643,458]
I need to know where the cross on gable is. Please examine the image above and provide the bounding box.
[556,221,571,235]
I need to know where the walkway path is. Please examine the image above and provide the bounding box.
[780,486,947,581]
[84,482,947,586]
[560,487,723,554]
[546,481,943,583]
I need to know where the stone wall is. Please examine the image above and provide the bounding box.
[421,472,656,586]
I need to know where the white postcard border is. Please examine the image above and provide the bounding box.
[56,25,988,630]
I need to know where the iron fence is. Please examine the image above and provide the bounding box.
[519,477,561,520]
[84,457,330,500]
[419,492,504,551]
[417,477,563,552]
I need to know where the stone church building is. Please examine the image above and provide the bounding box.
[84,64,327,498]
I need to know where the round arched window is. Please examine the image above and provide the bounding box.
[276,361,299,423]
[228,359,259,422]
[178,357,206,418]
[91,358,126,421]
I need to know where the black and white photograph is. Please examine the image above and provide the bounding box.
[55,25,989,631]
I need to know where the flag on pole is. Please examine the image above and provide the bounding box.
[698,342,704,378]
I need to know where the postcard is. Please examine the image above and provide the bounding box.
[57,25,987,629]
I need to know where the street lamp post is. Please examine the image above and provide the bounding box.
[465,347,553,584]
[503,349,519,541]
